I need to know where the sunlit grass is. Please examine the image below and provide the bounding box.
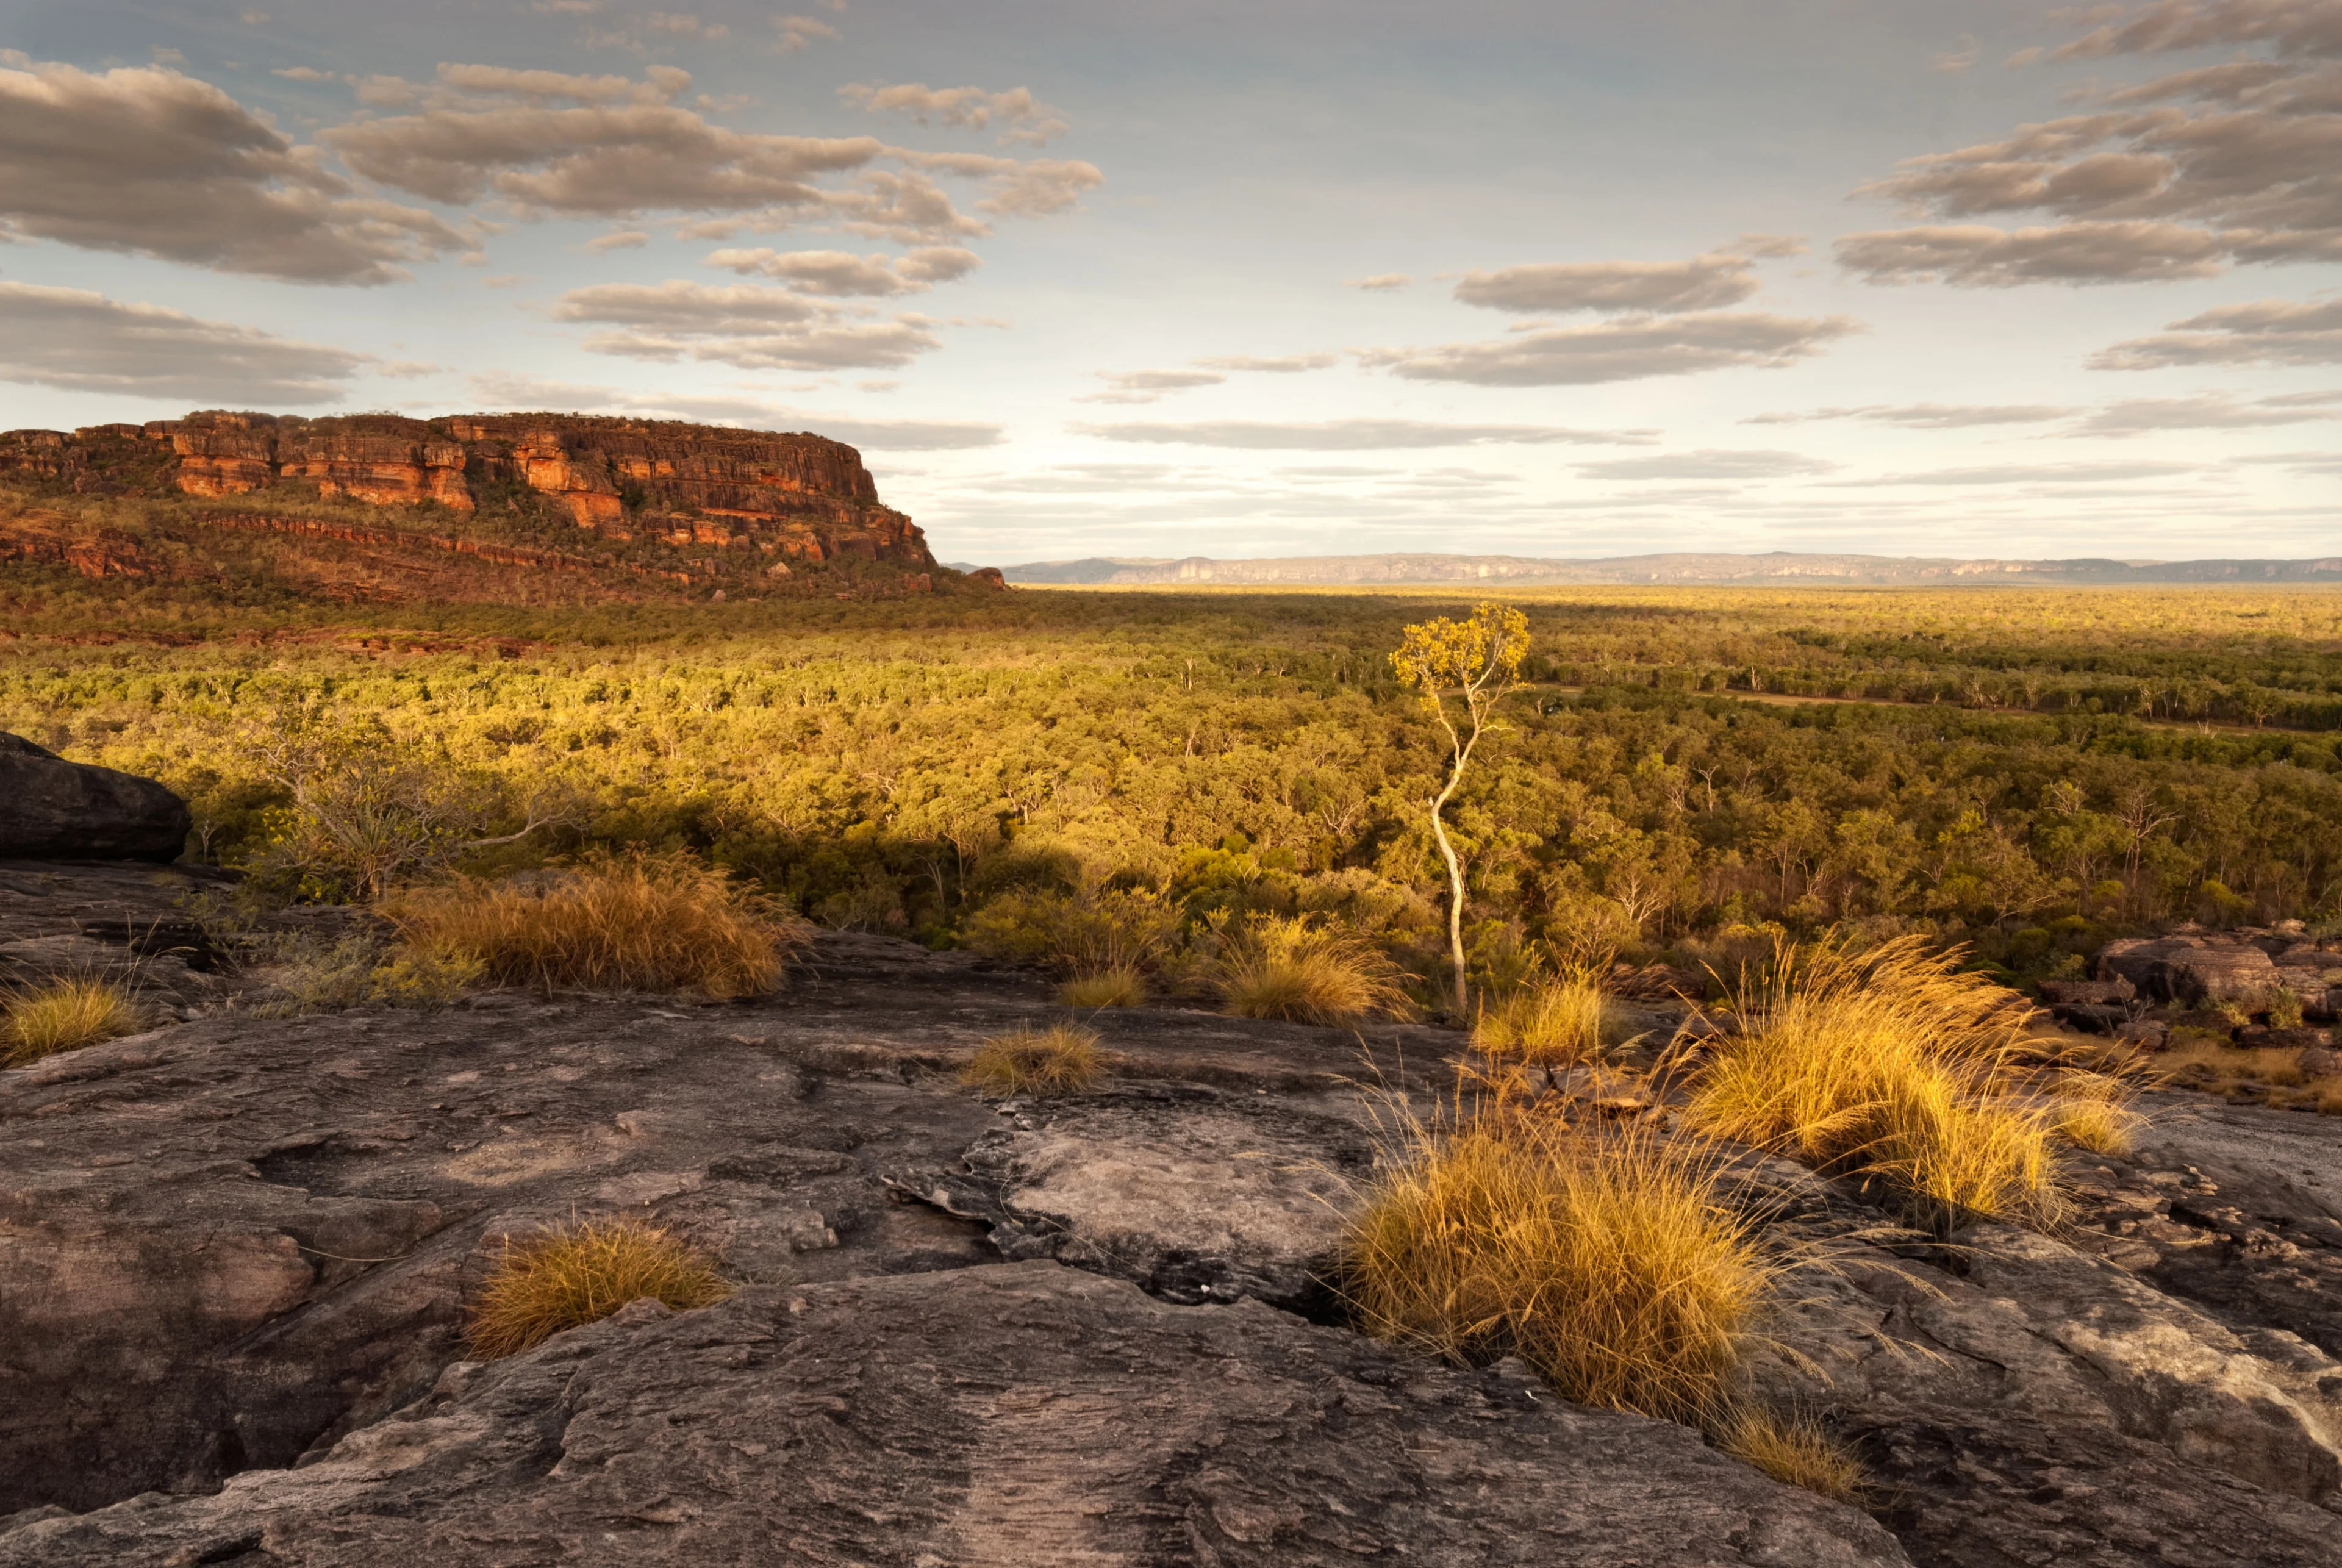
[1717,1407,1864,1501]
[1473,975,1606,1069]
[1216,914,1409,1026]
[2,978,143,1067]
[465,1217,732,1359]
[961,1022,1105,1095]
[1059,965,1147,1008]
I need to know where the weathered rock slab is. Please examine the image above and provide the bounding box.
[0,735,188,862]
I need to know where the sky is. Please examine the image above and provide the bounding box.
[1,0,2338,566]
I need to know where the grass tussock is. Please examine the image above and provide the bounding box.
[1474,975,1606,1068]
[1344,1115,1769,1423]
[385,854,803,998]
[1059,965,1147,1008]
[2054,1073,2141,1156]
[1216,914,1409,1026]
[1685,934,2074,1232]
[1717,1407,1864,1501]
[961,1022,1105,1095]
[2,977,143,1067]
[465,1217,732,1359]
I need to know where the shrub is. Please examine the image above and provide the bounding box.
[2269,987,2306,1029]
[1216,914,1408,1026]
[1474,975,1605,1068]
[465,1217,732,1359]
[1344,1117,1768,1423]
[262,930,485,1014]
[2,978,143,1067]
[962,885,1175,977]
[1685,934,2068,1233]
[1059,966,1147,1008]
[385,854,803,998]
[1717,1407,1863,1500]
[961,1022,1105,1095]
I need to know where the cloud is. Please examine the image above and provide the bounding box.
[1836,221,2228,285]
[703,244,980,294]
[1930,37,1982,73]
[0,60,470,284]
[839,82,1069,146]
[0,282,367,402]
[1455,250,1769,314]
[1072,419,1659,449]
[584,229,650,251]
[1077,368,1228,405]
[550,278,941,369]
[1745,402,2075,427]
[2068,389,2342,434]
[1828,459,2202,486]
[1839,18,2342,284]
[1361,310,1861,386]
[1575,449,1837,480]
[2089,295,2342,365]
[644,12,727,41]
[467,371,1001,448]
[375,359,446,378]
[1345,273,1411,290]
[775,15,839,52]
[1191,352,1339,372]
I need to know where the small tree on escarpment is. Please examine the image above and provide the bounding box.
[1391,602,1529,1017]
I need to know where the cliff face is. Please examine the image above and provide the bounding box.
[2,412,934,569]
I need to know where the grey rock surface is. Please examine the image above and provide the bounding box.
[0,734,190,862]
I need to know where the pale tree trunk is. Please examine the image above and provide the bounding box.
[1428,765,1469,1017]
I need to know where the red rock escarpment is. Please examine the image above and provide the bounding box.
[1,412,934,568]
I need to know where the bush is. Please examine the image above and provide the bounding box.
[1717,1408,1863,1501]
[385,854,803,998]
[1059,966,1147,1008]
[1344,1118,1769,1423]
[962,885,1176,977]
[961,1022,1105,1095]
[1685,933,2069,1233]
[465,1217,732,1359]
[2,978,143,1066]
[262,930,484,1014]
[1474,975,1605,1067]
[1216,914,1408,1026]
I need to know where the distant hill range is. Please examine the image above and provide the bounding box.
[952,552,2342,587]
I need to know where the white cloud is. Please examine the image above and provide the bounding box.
[839,82,1069,146]
[775,15,839,52]
[0,282,367,402]
[1345,273,1411,290]
[1836,221,2227,285]
[1827,460,2203,486]
[2090,295,2342,366]
[1745,403,2075,427]
[1191,353,1339,373]
[1361,310,1861,385]
[0,60,470,284]
[1072,418,1659,449]
[1077,368,1228,405]
[1576,449,1837,479]
[703,244,979,295]
[374,359,446,378]
[584,229,651,251]
[550,278,942,370]
[2068,389,2342,434]
[467,370,1001,448]
[1455,245,1774,314]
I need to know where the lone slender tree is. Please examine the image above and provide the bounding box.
[1391,602,1530,1017]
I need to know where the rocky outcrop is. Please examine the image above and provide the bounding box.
[2097,930,2341,1020]
[0,735,188,862]
[2,412,936,570]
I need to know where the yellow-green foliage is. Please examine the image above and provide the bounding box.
[1344,1118,1768,1423]
[465,1217,732,1359]
[2,978,142,1066]
[1686,934,2068,1231]
[961,1022,1105,1095]
[1059,966,1147,1008]
[1217,914,1409,1025]
[1717,1408,1864,1501]
[385,854,801,998]
[1474,976,1606,1067]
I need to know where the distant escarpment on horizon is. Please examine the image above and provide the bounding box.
[988,551,2342,588]
[0,412,1003,607]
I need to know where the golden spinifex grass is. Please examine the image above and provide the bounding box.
[1717,1406,1864,1501]
[961,1022,1105,1095]
[1685,933,2096,1231]
[1059,965,1147,1008]
[2,977,142,1067]
[1216,914,1409,1026]
[1474,975,1606,1068]
[465,1217,732,1359]
[385,853,803,998]
[1343,1115,1770,1423]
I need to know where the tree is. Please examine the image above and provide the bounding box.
[1391,602,1530,1015]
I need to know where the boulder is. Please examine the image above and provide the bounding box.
[2156,944,2285,1007]
[0,734,188,861]
[2038,977,2134,1006]
[2054,1001,2129,1035]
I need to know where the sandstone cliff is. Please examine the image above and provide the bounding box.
[0,412,936,570]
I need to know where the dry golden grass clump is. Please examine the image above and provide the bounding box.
[961,1022,1105,1095]
[1344,1117,1769,1423]
[1685,934,2094,1232]
[1717,1407,1864,1501]
[2,978,143,1067]
[1216,914,1409,1026]
[1059,965,1147,1008]
[385,853,803,998]
[2054,1073,2141,1156]
[1474,975,1606,1068]
[465,1217,732,1359]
